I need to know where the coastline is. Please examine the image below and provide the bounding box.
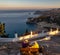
[0,11,38,38]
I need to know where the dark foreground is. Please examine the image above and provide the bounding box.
[0,36,60,55]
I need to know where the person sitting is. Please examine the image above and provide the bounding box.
[29,41,40,55]
[21,40,29,48]
[29,41,39,48]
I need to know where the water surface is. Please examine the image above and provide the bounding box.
[0,11,39,38]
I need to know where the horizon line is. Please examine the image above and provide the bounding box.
[0,7,60,10]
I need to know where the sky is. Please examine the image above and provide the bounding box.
[0,0,60,10]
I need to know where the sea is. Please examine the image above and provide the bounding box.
[0,10,40,38]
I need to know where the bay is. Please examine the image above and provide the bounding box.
[0,11,39,38]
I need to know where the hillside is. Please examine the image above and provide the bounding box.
[26,8,60,25]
